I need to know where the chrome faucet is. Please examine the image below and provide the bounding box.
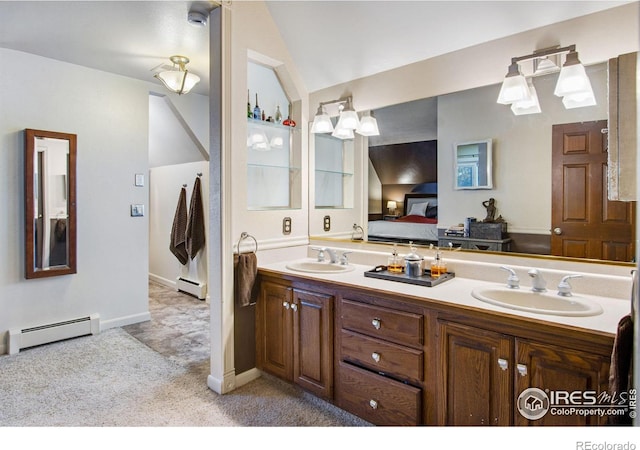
[500,266,520,289]
[311,247,338,263]
[528,269,547,292]
[339,251,352,265]
[557,274,582,297]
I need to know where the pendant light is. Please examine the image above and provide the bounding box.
[154,55,200,95]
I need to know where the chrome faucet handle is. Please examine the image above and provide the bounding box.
[557,274,582,297]
[311,247,326,262]
[500,266,520,289]
[339,251,352,265]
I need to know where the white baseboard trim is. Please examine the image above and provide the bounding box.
[100,312,151,331]
[235,367,261,388]
[149,273,176,289]
[207,368,238,394]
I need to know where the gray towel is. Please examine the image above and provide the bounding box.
[186,177,206,259]
[234,252,258,307]
[169,187,188,265]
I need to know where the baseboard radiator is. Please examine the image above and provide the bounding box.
[176,277,207,300]
[8,314,100,355]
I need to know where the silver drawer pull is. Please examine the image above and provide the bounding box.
[371,318,381,330]
[369,399,378,410]
[371,352,381,363]
[291,303,298,312]
[498,358,508,371]
[517,364,528,377]
[283,301,290,310]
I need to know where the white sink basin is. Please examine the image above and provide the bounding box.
[285,260,355,274]
[471,286,603,317]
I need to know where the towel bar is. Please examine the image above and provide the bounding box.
[236,232,258,254]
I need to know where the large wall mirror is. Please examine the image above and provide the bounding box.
[25,129,77,279]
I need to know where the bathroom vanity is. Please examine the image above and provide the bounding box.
[256,259,628,426]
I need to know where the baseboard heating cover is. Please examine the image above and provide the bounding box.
[176,277,207,299]
[8,314,100,355]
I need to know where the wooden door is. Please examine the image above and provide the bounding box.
[292,289,334,399]
[514,339,610,426]
[551,121,635,261]
[438,321,513,425]
[256,281,293,380]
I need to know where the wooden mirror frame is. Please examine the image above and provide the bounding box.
[25,129,77,279]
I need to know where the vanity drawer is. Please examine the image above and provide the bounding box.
[337,362,421,426]
[341,299,423,347]
[340,329,423,384]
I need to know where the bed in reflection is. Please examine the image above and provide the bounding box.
[368,190,439,245]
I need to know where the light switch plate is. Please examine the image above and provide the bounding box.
[131,204,144,217]
[283,217,292,235]
[134,173,144,187]
[323,215,331,231]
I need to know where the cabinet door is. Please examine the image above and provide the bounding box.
[515,339,611,426]
[439,321,513,425]
[292,289,334,399]
[256,281,293,380]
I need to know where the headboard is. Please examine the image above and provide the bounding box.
[403,193,438,217]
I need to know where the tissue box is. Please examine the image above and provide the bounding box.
[469,222,508,239]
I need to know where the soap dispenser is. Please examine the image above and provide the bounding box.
[430,249,446,278]
[387,244,403,273]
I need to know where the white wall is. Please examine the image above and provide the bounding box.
[149,161,209,288]
[0,48,150,353]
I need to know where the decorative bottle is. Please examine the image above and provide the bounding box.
[253,93,261,120]
[275,105,282,123]
[247,90,252,118]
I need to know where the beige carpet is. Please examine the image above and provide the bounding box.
[0,327,369,427]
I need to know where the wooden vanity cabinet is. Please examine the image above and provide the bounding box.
[256,280,334,399]
[438,319,612,426]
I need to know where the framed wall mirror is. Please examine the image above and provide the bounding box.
[454,139,493,190]
[25,129,77,279]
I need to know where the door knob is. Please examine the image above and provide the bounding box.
[553,227,563,235]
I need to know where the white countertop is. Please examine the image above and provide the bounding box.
[259,259,631,336]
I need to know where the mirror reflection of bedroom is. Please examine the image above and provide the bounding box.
[367,97,440,245]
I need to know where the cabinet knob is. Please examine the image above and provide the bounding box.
[517,364,528,377]
[371,318,381,330]
[369,399,378,410]
[283,301,290,310]
[291,303,298,312]
[371,352,381,363]
[498,358,508,371]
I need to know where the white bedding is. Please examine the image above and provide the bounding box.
[367,220,439,243]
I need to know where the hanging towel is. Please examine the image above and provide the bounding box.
[234,252,258,307]
[608,314,634,425]
[186,176,206,259]
[169,187,189,265]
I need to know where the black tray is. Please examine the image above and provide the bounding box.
[364,265,455,287]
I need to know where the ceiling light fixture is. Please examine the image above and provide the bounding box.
[154,55,200,95]
[497,44,595,115]
[311,96,379,139]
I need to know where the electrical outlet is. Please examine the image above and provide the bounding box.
[130,204,144,217]
[323,215,331,231]
[283,217,292,235]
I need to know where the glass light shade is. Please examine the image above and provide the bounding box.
[270,136,284,148]
[562,90,597,109]
[497,63,532,105]
[356,115,380,136]
[310,110,334,133]
[331,125,354,140]
[155,70,200,95]
[386,200,397,210]
[510,80,542,115]
[336,109,360,130]
[554,52,592,97]
[249,131,270,151]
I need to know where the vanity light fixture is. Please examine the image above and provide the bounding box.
[311,96,380,139]
[154,55,200,95]
[497,45,595,114]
